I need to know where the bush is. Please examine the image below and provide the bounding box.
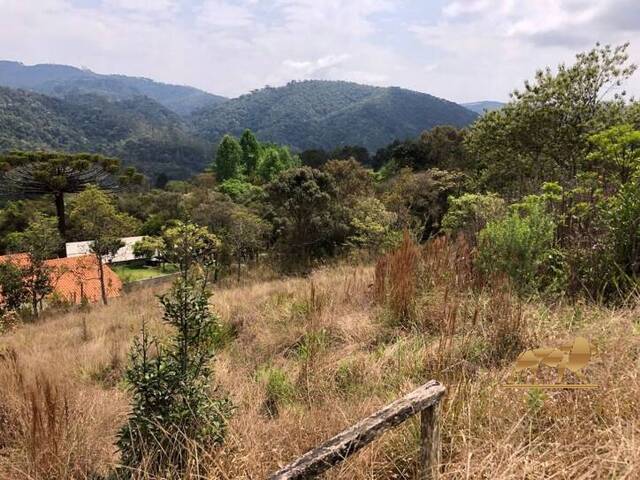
[441,192,505,242]
[117,278,232,476]
[477,198,555,293]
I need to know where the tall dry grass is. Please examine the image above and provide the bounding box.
[0,244,638,479]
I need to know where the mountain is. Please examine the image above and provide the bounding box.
[0,61,227,116]
[191,80,478,152]
[0,86,212,178]
[462,101,505,114]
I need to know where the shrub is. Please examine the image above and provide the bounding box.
[477,198,555,293]
[117,279,232,476]
[441,192,506,243]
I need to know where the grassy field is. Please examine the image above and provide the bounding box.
[0,239,638,479]
[112,263,177,283]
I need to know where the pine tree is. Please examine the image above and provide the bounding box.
[214,135,243,182]
[239,129,261,176]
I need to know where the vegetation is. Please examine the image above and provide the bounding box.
[0,42,640,479]
[0,60,227,116]
[0,87,213,178]
[118,224,230,475]
[192,80,478,153]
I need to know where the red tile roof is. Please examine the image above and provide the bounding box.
[0,253,122,304]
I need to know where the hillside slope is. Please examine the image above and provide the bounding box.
[462,100,505,114]
[0,86,211,178]
[0,61,227,116]
[192,80,478,151]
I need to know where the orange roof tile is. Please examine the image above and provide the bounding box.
[0,253,122,305]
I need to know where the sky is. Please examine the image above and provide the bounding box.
[1,0,640,102]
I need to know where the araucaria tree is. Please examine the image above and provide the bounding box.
[0,152,127,242]
[118,222,230,475]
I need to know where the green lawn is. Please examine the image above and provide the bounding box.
[112,264,177,283]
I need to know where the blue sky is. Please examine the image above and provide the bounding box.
[1,0,639,102]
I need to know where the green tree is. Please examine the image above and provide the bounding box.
[0,151,140,242]
[225,209,269,281]
[347,197,397,253]
[69,186,140,305]
[6,214,62,316]
[257,145,299,182]
[267,167,345,268]
[119,221,230,473]
[239,129,261,175]
[214,135,243,182]
[587,124,640,183]
[466,43,636,195]
[159,222,221,283]
[322,159,374,200]
[0,262,28,318]
[117,278,231,474]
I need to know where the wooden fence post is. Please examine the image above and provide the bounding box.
[419,403,440,479]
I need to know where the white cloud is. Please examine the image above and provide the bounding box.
[409,0,640,102]
[0,0,638,102]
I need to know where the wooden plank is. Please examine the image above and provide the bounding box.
[419,404,440,479]
[269,380,446,480]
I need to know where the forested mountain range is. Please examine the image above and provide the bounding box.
[0,62,480,178]
[0,61,226,116]
[192,80,478,152]
[462,101,505,114]
[0,87,212,179]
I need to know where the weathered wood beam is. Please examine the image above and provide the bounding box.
[269,380,446,480]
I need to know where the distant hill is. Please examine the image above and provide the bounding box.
[462,101,505,114]
[192,80,478,152]
[0,61,227,116]
[0,86,212,178]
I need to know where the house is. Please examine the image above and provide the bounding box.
[66,236,145,264]
[0,253,122,305]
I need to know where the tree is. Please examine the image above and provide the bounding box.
[69,186,140,305]
[0,151,140,242]
[0,262,28,318]
[267,167,346,268]
[382,168,465,241]
[239,129,261,176]
[257,145,298,182]
[6,214,62,316]
[214,135,243,182]
[300,148,329,168]
[225,209,269,281]
[322,159,374,200]
[587,124,640,184]
[330,145,370,165]
[159,222,221,283]
[118,277,231,474]
[466,43,636,196]
[347,197,397,253]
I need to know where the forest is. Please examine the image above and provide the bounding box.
[0,43,639,479]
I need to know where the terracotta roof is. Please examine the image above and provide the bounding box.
[0,253,122,304]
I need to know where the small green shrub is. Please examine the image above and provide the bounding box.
[117,279,232,476]
[477,198,555,293]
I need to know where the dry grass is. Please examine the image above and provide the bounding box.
[0,243,639,479]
